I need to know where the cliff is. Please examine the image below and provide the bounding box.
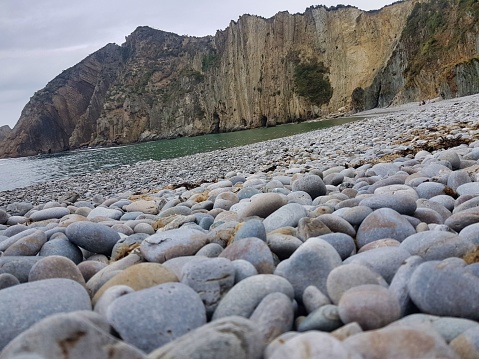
[1,0,479,158]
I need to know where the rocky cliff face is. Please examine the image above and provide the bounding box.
[1,0,479,158]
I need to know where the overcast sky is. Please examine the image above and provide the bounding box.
[0,1,394,128]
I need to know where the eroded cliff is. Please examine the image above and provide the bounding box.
[1,0,478,158]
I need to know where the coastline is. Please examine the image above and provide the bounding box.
[1,94,478,208]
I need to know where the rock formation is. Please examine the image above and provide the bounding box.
[1,0,479,158]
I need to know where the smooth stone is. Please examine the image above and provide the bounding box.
[318,233,356,260]
[92,262,179,305]
[39,238,83,264]
[0,278,91,351]
[0,228,38,252]
[219,237,275,274]
[457,182,479,196]
[460,223,479,245]
[158,206,192,218]
[110,233,147,261]
[450,326,479,358]
[263,203,308,233]
[86,207,123,220]
[66,221,121,256]
[6,216,28,225]
[413,207,444,224]
[331,322,363,341]
[296,217,332,241]
[236,193,287,219]
[148,316,263,359]
[28,256,86,286]
[356,208,416,248]
[448,170,472,190]
[265,331,362,359]
[436,150,461,170]
[389,255,424,316]
[266,233,303,260]
[400,231,473,260]
[316,214,356,237]
[344,247,411,283]
[445,207,479,232]
[371,162,400,177]
[344,325,458,359]
[0,256,45,283]
[430,194,456,211]
[28,207,70,222]
[212,274,294,320]
[6,202,33,216]
[205,221,238,247]
[139,227,207,263]
[124,200,159,215]
[286,191,313,205]
[133,222,155,235]
[213,191,239,210]
[249,292,295,343]
[77,260,108,282]
[1,224,30,237]
[237,187,261,200]
[298,304,343,332]
[326,263,388,304]
[302,285,331,313]
[338,284,401,330]
[232,259,258,283]
[415,182,447,199]
[94,285,135,317]
[416,198,452,221]
[360,194,417,215]
[3,230,47,256]
[195,242,223,257]
[107,282,206,353]
[274,237,342,299]
[180,257,235,316]
[409,259,479,320]
[453,196,479,213]
[0,312,146,359]
[0,273,20,289]
[358,238,400,253]
[291,174,327,199]
[234,219,267,241]
[334,206,373,226]
[323,173,344,186]
[374,184,418,199]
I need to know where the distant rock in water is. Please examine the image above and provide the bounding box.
[2,0,479,158]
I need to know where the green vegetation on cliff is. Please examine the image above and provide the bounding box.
[293,61,333,106]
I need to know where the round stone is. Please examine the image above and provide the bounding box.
[3,230,48,256]
[236,193,287,219]
[39,238,83,264]
[28,207,70,222]
[263,203,308,233]
[28,256,86,286]
[338,284,401,330]
[220,237,275,274]
[107,282,206,353]
[298,304,343,332]
[291,174,327,199]
[360,194,417,215]
[234,219,267,241]
[66,221,121,256]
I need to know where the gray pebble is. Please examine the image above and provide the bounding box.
[298,304,343,332]
[66,221,120,256]
[39,238,83,264]
[263,203,307,233]
[28,207,70,222]
[291,174,326,199]
[220,237,275,274]
[232,259,258,283]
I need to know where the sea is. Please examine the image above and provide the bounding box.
[0,117,361,192]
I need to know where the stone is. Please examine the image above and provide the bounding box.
[0,256,45,283]
[232,259,258,283]
[287,190,313,205]
[0,278,91,351]
[0,311,146,359]
[249,292,295,343]
[3,230,47,256]
[236,193,287,219]
[28,207,70,222]
[291,174,327,199]
[360,194,417,215]
[274,237,342,299]
[213,191,239,210]
[331,322,363,341]
[344,247,411,283]
[415,182,448,199]
[148,316,263,359]
[296,217,331,241]
[318,233,356,260]
[0,209,8,225]
[344,325,458,359]
[124,200,159,214]
[234,219,267,241]
[447,170,472,190]
[92,262,179,305]
[338,284,401,330]
[28,256,86,286]
[450,326,479,358]
[266,233,303,260]
[0,273,20,289]
[219,237,275,274]
[77,260,108,282]
[133,222,155,235]
[263,203,308,233]
[457,182,479,197]
[110,233,147,261]
[302,285,331,313]
[212,274,294,319]
[408,259,479,320]
[195,242,223,257]
[356,208,416,248]
[358,238,400,253]
[66,221,121,256]
[139,227,207,263]
[326,263,388,304]
[94,285,135,317]
[265,331,362,359]
[298,304,343,332]
[87,207,123,220]
[333,206,373,226]
[180,257,235,316]
[317,214,356,237]
[39,238,83,264]
[446,207,479,232]
[6,202,33,216]
[400,231,473,260]
[107,282,206,353]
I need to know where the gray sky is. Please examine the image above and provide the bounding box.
[0,1,394,128]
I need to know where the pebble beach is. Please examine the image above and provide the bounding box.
[1,94,479,358]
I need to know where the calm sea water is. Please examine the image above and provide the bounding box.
[0,117,360,192]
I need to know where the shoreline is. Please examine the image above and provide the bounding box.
[1,93,478,208]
